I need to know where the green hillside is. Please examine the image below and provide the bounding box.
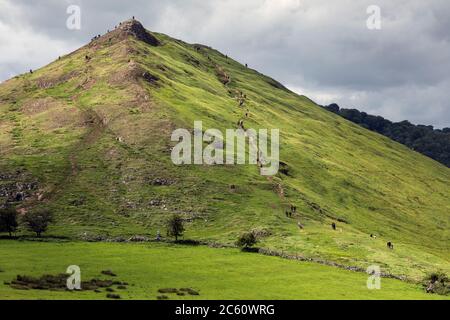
[0,19,449,287]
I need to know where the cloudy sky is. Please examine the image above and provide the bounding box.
[1,0,449,128]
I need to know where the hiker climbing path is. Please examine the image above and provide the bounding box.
[206,54,271,176]
[231,89,267,169]
[197,49,263,166]
[202,50,291,217]
[226,68,291,219]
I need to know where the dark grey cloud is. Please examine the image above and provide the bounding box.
[0,0,449,128]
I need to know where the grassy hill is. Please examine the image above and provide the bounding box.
[0,19,449,290]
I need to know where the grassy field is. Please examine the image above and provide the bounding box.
[0,19,449,294]
[0,240,445,300]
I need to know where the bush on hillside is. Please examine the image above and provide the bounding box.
[423,272,449,296]
[236,232,258,249]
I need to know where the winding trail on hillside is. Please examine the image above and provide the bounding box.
[211,56,290,214]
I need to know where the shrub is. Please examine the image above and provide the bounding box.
[101,270,117,277]
[11,274,68,290]
[0,207,19,237]
[8,272,123,292]
[423,272,449,296]
[180,288,199,296]
[158,288,178,294]
[22,210,53,237]
[166,214,184,241]
[236,232,258,249]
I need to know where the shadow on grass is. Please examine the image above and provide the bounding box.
[0,235,70,242]
[171,239,202,246]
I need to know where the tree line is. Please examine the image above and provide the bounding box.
[1,209,259,249]
[0,208,53,238]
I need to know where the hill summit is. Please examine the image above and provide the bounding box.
[108,19,160,46]
[0,19,448,280]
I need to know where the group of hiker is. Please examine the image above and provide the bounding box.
[285,204,297,218]
[91,34,102,42]
[90,16,136,43]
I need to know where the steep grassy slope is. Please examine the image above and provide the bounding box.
[321,104,450,168]
[0,20,448,281]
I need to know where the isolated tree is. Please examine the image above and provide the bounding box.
[0,207,19,237]
[166,214,184,241]
[23,210,53,237]
[236,232,257,249]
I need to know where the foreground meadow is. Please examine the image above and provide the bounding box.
[0,241,445,300]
